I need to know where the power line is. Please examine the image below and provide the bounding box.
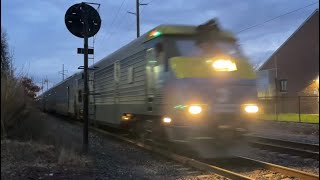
[238,4,318,46]
[102,12,131,46]
[98,1,136,49]
[236,1,319,34]
[97,0,127,46]
[102,0,152,45]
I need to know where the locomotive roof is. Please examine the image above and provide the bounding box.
[145,24,236,41]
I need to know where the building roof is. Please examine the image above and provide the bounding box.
[258,9,319,71]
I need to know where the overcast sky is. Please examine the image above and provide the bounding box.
[1,0,319,88]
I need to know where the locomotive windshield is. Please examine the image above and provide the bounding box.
[167,37,256,79]
[174,39,241,57]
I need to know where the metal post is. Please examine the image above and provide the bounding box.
[45,76,48,90]
[274,79,278,121]
[136,0,140,38]
[298,96,301,122]
[82,2,89,153]
[275,55,278,121]
[63,64,65,80]
[41,79,44,94]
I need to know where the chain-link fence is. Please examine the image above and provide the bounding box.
[258,96,319,123]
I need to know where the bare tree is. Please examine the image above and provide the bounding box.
[1,27,27,137]
[1,28,11,77]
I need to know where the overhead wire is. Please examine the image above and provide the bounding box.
[236,1,319,34]
[102,0,153,45]
[98,1,137,49]
[97,0,127,47]
[235,2,318,68]
[238,2,318,46]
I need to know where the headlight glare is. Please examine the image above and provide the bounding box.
[162,117,172,124]
[188,105,202,114]
[244,104,259,113]
[212,59,237,72]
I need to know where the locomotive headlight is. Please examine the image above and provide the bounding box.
[244,104,259,113]
[162,117,172,124]
[212,59,237,72]
[188,105,202,115]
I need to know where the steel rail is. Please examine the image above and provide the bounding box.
[247,135,319,159]
[237,156,319,180]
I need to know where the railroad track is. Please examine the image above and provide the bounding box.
[247,135,319,160]
[87,125,319,179]
[55,115,318,179]
[203,156,319,180]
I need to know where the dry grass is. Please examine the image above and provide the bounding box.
[259,113,319,124]
[1,139,91,175]
[1,75,30,137]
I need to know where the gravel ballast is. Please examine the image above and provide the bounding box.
[244,147,319,175]
[1,110,224,180]
[248,120,319,144]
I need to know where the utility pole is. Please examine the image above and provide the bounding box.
[59,64,68,81]
[44,76,49,91]
[274,55,278,121]
[41,79,44,94]
[128,0,148,38]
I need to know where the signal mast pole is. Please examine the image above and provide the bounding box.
[136,0,140,38]
[62,64,65,80]
[82,2,89,154]
[65,2,101,154]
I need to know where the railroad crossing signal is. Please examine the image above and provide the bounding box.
[65,2,101,154]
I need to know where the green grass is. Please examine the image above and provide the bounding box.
[259,113,319,124]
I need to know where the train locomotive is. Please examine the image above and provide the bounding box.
[40,19,259,158]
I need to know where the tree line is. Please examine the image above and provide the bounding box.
[1,27,41,137]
